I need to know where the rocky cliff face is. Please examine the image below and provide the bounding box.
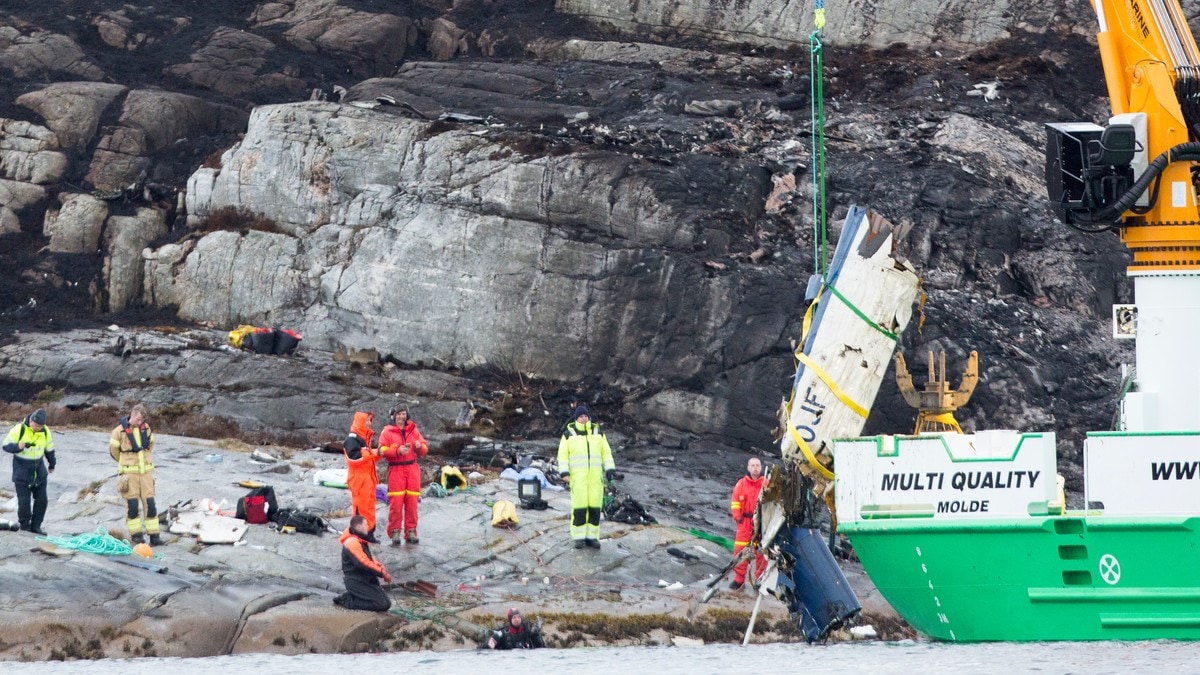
[0,0,1151,489]
[151,100,795,444]
[555,0,1081,49]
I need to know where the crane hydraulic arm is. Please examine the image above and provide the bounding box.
[1047,0,1200,271]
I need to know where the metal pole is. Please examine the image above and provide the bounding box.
[743,591,765,645]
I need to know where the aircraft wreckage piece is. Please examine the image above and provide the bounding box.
[752,205,918,640]
[777,204,921,498]
[693,206,917,640]
[753,468,861,642]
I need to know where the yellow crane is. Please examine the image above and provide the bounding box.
[1047,0,1200,432]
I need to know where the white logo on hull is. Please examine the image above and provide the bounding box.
[1099,554,1121,585]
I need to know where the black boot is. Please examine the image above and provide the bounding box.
[130,532,145,545]
[573,540,586,549]
[149,533,163,546]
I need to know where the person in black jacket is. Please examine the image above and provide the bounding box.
[486,608,545,649]
[333,515,392,612]
[2,408,56,534]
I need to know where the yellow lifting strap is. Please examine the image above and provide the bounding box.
[787,422,835,480]
[793,351,869,418]
[785,277,884,480]
[919,411,962,434]
[784,288,853,480]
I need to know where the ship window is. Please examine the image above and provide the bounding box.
[1053,519,1084,535]
[1062,570,1092,585]
[1058,545,1087,560]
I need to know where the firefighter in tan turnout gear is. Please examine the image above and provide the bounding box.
[109,404,162,545]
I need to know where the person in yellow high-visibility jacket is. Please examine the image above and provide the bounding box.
[3,407,56,534]
[557,406,615,550]
[109,404,161,545]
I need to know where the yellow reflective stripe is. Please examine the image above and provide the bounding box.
[387,491,404,496]
[118,462,155,475]
[109,439,121,448]
[144,519,160,534]
[787,422,835,480]
[734,540,751,546]
[731,502,741,508]
[793,351,868,418]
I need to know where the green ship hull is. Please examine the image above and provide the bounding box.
[832,432,1200,641]
[842,516,1200,641]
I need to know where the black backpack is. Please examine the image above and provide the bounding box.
[270,508,331,535]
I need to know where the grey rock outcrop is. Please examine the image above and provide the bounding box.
[527,38,785,78]
[104,207,167,312]
[426,18,471,61]
[86,89,248,191]
[16,82,128,154]
[150,229,305,321]
[166,27,306,97]
[157,101,787,444]
[43,193,109,253]
[0,26,104,80]
[0,179,47,235]
[251,0,418,74]
[555,0,1077,49]
[0,118,68,185]
[86,126,152,192]
[118,90,237,154]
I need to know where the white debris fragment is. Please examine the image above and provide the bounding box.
[850,625,878,639]
[967,81,1000,101]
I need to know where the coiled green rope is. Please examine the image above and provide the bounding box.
[38,525,133,556]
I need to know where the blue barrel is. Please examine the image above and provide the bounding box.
[774,526,861,642]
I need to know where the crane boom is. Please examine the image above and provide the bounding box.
[1047,0,1200,432]
[1049,1,1200,248]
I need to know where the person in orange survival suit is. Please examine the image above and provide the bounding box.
[730,457,768,590]
[333,514,392,612]
[379,403,428,545]
[342,411,379,542]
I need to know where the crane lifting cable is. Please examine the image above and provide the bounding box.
[809,16,827,277]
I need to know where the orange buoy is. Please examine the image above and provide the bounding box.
[133,543,153,558]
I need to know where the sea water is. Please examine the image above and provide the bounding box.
[1,640,1191,674]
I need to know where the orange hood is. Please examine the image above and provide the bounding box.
[350,411,374,447]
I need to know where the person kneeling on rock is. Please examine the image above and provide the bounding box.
[334,514,392,612]
[486,608,544,650]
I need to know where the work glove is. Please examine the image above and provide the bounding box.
[605,469,616,482]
